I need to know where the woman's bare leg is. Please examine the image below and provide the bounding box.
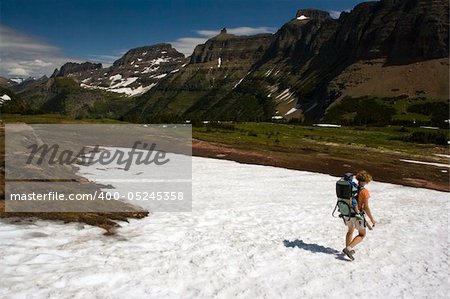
[346,221,355,246]
[349,228,366,248]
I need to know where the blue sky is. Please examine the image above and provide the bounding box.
[0,0,366,77]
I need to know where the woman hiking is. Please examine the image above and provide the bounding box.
[342,170,376,261]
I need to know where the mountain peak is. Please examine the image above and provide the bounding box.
[113,43,184,67]
[295,9,331,21]
[52,62,102,78]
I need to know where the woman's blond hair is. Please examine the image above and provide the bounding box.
[356,170,373,183]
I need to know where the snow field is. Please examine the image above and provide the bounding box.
[0,157,448,298]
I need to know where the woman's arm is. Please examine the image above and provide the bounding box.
[363,197,376,226]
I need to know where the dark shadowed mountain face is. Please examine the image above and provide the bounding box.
[228,0,449,120]
[129,0,448,122]
[331,0,448,64]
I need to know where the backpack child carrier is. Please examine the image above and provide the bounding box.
[332,173,359,223]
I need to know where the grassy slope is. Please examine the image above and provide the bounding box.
[194,122,447,155]
[2,77,135,120]
[323,95,449,127]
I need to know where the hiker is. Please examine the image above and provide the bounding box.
[346,173,364,221]
[343,170,376,260]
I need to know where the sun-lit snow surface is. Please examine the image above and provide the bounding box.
[0,94,11,105]
[296,15,310,20]
[0,157,448,298]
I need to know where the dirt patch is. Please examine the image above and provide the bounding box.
[0,200,149,235]
[193,139,449,192]
[401,178,449,191]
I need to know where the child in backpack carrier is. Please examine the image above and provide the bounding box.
[343,173,364,221]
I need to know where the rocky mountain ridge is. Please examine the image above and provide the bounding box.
[50,43,186,97]
[129,29,274,122]
[2,0,448,124]
[230,0,449,120]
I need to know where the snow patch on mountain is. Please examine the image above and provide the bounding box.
[297,15,310,20]
[109,74,122,82]
[9,78,24,84]
[399,159,450,168]
[285,107,298,116]
[233,77,245,89]
[80,82,157,96]
[0,94,12,104]
[265,68,275,77]
[153,74,167,79]
[276,89,291,100]
[151,57,171,65]
[142,66,160,74]
[110,77,139,88]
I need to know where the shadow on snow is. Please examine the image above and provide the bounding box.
[283,239,350,262]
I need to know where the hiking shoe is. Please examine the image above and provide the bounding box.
[355,214,364,221]
[343,247,355,261]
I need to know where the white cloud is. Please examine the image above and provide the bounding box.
[28,59,53,67]
[87,54,121,67]
[329,10,350,19]
[0,25,81,78]
[197,26,274,38]
[8,67,28,76]
[171,26,275,57]
[171,37,210,57]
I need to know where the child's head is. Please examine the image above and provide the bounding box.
[356,170,373,186]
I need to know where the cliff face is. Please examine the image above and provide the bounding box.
[190,30,273,64]
[132,30,274,121]
[232,0,449,120]
[131,0,448,122]
[52,62,103,78]
[330,0,449,64]
[258,9,338,66]
[295,8,332,21]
